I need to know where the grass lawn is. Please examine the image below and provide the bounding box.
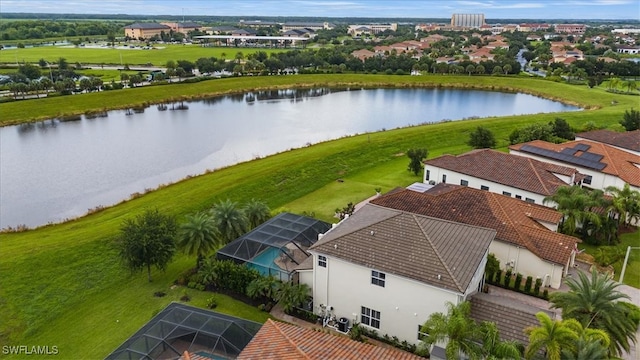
[0,44,285,67]
[0,75,637,358]
[580,229,640,288]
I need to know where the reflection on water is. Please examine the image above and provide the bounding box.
[0,87,581,229]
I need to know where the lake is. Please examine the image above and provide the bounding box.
[0,88,581,229]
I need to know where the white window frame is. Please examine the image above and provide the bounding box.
[318,255,327,268]
[361,306,381,329]
[371,270,386,287]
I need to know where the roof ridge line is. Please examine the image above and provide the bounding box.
[413,213,464,292]
[488,192,540,258]
[528,157,551,195]
[269,319,313,360]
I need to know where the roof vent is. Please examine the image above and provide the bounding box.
[370,230,375,236]
[437,274,442,280]
[334,244,338,249]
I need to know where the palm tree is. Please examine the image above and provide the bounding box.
[543,185,602,237]
[420,301,484,360]
[561,319,610,360]
[608,77,620,92]
[178,211,220,269]
[246,275,279,301]
[274,281,309,313]
[606,184,640,227]
[243,199,271,229]
[550,269,639,356]
[210,199,248,244]
[524,312,578,360]
[480,321,523,359]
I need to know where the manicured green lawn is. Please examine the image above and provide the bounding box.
[580,229,640,288]
[0,75,636,358]
[0,44,284,67]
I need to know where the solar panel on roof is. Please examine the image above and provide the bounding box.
[574,143,591,151]
[519,144,606,170]
[560,148,577,155]
[579,152,603,162]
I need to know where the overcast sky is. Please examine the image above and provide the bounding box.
[1,0,638,20]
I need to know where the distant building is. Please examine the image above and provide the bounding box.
[239,20,279,28]
[555,24,586,34]
[282,22,335,31]
[347,23,397,36]
[451,14,485,29]
[124,22,170,39]
[160,22,202,35]
[617,46,640,54]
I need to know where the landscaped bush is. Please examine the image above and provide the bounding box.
[524,276,533,294]
[195,258,261,294]
[514,273,523,291]
[494,270,503,286]
[504,269,512,288]
[534,278,542,296]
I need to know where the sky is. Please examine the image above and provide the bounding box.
[0,0,639,20]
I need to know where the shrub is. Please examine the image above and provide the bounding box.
[504,269,512,288]
[180,290,191,302]
[349,323,365,342]
[495,270,503,285]
[534,278,542,295]
[515,273,523,291]
[542,289,549,300]
[153,290,166,297]
[524,276,533,293]
[206,296,218,309]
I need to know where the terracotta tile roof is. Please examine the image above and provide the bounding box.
[576,129,640,153]
[370,185,579,266]
[309,204,495,294]
[509,140,640,187]
[238,319,422,360]
[424,149,582,196]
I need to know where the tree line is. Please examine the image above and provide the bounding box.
[0,20,123,41]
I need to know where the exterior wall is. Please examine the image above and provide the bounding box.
[489,240,565,289]
[125,28,168,39]
[451,14,485,28]
[311,253,479,344]
[423,165,552,205]
[509,150,639,193]
[298,269,313,288]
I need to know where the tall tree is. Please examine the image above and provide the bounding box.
[606,183,640,228]
[543,185,602,236]
[480,321,523,360]
[211,199,248,244]
[178,211,220,269]
[420,301,484,360]
[524,312,578,360]
[243,199,271,229]
[274,281,310,314]
[407,148,428,176]
[549,269,639,356]
[117,208,177,282]
[468,126,497,149]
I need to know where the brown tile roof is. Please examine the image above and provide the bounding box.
[424,149,582,196]
[309,204,495,293]
[509,140,640,187]
[370,185,579,266]
[469,292,553,346]
[576,129,640,153]
[238,319,422,360]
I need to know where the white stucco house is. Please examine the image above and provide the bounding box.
[371,184,581,289]
[300,203,495,345]
[423,149,584,207]
[509,140,640,193]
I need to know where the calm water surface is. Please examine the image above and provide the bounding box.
[0,88,581,228]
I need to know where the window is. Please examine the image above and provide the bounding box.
[583,175,592,185]
[417,324,429,340]
[525,198,535,204]
[371,270,386,287]
[425,170,430,181]
[460,179,469,186]
[442,174,447,183]
[318,255,327,268]
[502,191,511,196]
[361,306,381,329]
[515,195,522,200]
[480,185,489,191]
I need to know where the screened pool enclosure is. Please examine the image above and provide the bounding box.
[106,302,262,360]
[216,213,332,281]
